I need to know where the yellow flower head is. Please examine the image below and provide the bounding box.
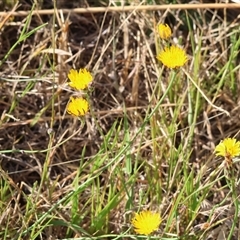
[158,23,172,40]
[131,210,161,235]
[215,138,240,158]
[157,45,188,68]
[67,97,89,116]
[68,68,93,90]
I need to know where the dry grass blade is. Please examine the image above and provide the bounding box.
[0,3,240,16]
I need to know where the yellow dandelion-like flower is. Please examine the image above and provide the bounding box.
[215,138,240,158]
[157,45,188,68]
[131,210,161,235]
[158,23,172,40]
[68,68,93,90]
[67,97,89,117]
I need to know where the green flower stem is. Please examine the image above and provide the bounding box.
[182,68,229,116]
[147,70,177,121]
[226,168,239,240]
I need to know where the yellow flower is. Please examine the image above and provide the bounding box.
[158,23,172,39]
[68,68,93,90]
[131,210,161,235]
[67,97,89,116]
[157,45,188,68]
[215,138,240,158]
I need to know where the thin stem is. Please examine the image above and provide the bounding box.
[182,68,229,116]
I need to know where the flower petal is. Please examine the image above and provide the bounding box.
[68,68,93,90]
[131,210,161,235]
[67,97,89,116]
[157,45,188,68]
[158,23,172,40]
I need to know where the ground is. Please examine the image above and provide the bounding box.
[0,0,240,239]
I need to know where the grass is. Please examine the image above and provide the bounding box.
[1,0,240,239]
